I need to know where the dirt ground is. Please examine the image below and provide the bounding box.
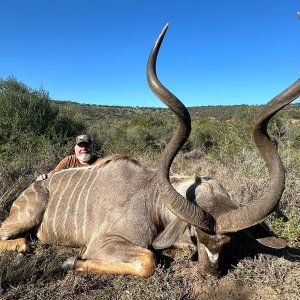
[192,278,279,300]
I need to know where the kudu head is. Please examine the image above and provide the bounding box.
[147,24,300,276]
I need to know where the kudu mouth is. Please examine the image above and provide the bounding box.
[147,24,300,235]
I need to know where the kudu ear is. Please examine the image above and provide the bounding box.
[152,218,188,250]
[245,223,286,249]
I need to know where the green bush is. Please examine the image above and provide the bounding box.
[88,114,175,155]
[267,210,300,248]
[0,77,85,143]
[0,77,86,212]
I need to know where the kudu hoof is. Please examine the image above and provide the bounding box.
[62,256,77,270]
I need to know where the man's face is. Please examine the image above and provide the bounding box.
[74,142,94,163]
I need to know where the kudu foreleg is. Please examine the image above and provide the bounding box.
[64,237,157,277]
[73,254,155,278]
[0,238,29,253]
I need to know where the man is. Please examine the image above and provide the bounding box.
[37,134,101,181]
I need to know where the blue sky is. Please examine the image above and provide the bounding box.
[1,0,299,107]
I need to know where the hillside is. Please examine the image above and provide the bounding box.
[53,100,300,122]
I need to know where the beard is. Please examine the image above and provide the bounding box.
[77,153,93,163]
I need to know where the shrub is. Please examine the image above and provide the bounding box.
[0,77,86,214]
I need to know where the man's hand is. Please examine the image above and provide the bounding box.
[36,174,48,181]
[36,172,53,181]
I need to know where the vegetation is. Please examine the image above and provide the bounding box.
[0,77,85,214]
[0,78,299,299]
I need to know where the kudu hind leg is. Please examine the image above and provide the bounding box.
[0,184,47,252]
[65,238,156,277]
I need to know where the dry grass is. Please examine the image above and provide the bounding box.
[0,238,299,299]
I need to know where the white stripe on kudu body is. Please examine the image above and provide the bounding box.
[82,168,100,242]
[62,169,85,239]
[37,167,99,246]
[38,171,70,243]
[51,170,77,240]
[74,169,94,243]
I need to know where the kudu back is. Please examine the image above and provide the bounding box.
[0,24,300,277]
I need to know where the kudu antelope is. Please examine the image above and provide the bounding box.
[0,24,300,277]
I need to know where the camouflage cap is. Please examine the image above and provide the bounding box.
[75,134,92,145]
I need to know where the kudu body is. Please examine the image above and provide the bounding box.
[1,24,300,277]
